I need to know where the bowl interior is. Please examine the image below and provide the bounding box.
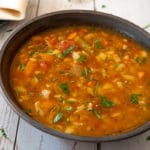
[0,10,150,142]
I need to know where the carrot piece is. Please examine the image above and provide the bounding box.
[41,100,53,114]
[40,53,54,63]
[23,59,38,76]
[67,32,77,40]
[80,28,89,34]
[138,72,145,79]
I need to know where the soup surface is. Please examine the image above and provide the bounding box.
[10,25,150,136]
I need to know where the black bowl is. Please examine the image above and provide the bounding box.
[0,10,150,142]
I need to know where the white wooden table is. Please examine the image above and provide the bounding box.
[0,0,150,149]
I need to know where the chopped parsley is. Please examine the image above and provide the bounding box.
[93,109,102,120]
[44,50,53,53]
[64,106,72,111]
[28,51,35,56]
[131,94,141,104]
[95,39,102,49]
[19,64,25,71]
[6,29,13,32]
[62,45,75,57]
[81,67,89,79]
[0,128,8,138]
[135,57,140,63]
[141,57,147,64]
[101,5,106,8]
[100,96,114,108]
[53,112,63,123]
[57,95,63,102]
[144,24,150,29]
[78,55,87,63]
[135,56,147,64]
[146,135,150,141]
[60,83,70,95]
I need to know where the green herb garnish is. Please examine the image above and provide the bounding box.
[62,45,75,57]
[100,96,114,108]
[114,64,120,68]
[6,29,13,32]
[95,39,102,49]
[146,135,150,141]
[60,83,70,95]
[64,106,72,111]
[135,57,140,63]
[57,95,63,102]
[78,55,87,63]
[81,67,89,78]
[53,112,63,123]
[29,51,35,56]
[131,94,141,104]
[93,109,102,120]
[141,57,147,64]
[0,128,8,138]
[19,64,25,71]
[44,50,53,53]
[144,24,150,29]
[101,5,106,8]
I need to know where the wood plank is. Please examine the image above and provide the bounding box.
[0,92,18,150]
[101,131,150,150]
[95,0,150,150]
[38,0,94,16]
[0,0,39,49]
[15,0,97,150]
[95,0,150,28]
[16,119,97,150]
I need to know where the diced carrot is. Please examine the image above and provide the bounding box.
[41,100,53,114]
[50,36,58,45]
[64,58,72,63]
[40,53,54,63]
[23,59,38,76]
[40,61,49,70]
[67,32,77,40]
[138,72,145,79]
[80,28,89,34]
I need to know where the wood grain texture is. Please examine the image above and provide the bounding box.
[0,92,18,150]
[95,0,150,28]
[101,131,150,150]
[38,0,94,15]
[16,120,97,150]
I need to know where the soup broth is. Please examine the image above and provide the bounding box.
[10,25,150,136]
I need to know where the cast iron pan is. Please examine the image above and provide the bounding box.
[0,10,150,142]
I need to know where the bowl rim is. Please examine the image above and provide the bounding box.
[0,10,150,142]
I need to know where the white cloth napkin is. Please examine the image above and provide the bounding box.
[0,0,29,20]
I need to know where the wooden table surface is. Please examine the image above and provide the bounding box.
[0,0,150,150]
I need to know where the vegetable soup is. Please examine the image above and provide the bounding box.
[10,25,150,136]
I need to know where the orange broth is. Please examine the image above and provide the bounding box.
[10,25,150,136]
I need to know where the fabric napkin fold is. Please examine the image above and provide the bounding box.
[0,0,29,20]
